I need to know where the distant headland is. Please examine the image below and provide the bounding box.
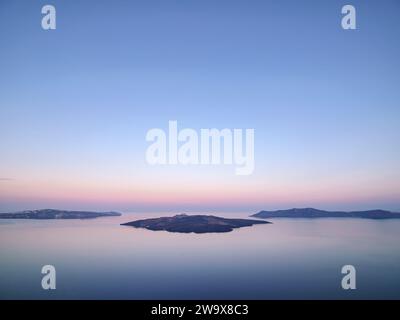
[0,209,122,219]
[251,208,400,219]
[121,214,270,233]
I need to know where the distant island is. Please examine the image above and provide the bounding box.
[0,209,122,219]
[121,214,271,233]
[251,208,400,219]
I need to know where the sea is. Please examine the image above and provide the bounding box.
[1,212,399,299]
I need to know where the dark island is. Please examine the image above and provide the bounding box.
[121,214,271,233]
[251,208,400,219]
[0,209,122,219]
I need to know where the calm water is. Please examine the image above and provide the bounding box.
[0,212,399,299]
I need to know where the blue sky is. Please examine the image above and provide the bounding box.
[0,0,399,212]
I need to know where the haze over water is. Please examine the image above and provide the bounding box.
[1,212,399,299]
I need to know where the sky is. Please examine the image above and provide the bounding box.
[0,0,400,212]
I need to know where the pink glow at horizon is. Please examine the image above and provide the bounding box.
[1,173,400,212]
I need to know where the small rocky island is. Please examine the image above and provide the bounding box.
[0,209,122,219]
[121,214,270,233]
[252,208,400,219]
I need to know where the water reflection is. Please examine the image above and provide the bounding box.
[1,213,399,299]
